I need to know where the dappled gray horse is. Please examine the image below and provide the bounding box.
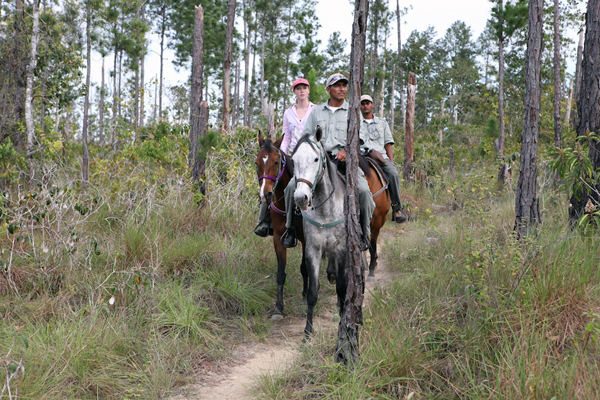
[292,128,351,339]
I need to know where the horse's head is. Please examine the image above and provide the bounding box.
[256,132,284,203]
[292,128,327,210]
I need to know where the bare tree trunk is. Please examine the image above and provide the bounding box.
[232,56,241,128]
[222,0,237,133]
[390,63,395,133]
[250,27,257,128]
[260,23,266,111]
[396,0,405,127]
[99,56,105,145]
[159,6,166,119]
[552,0,562,149]
[243,0,252,126]
[111,42,118,150]
[497,2,508,183]
[572,30,584,130]
[515,0,544,237]
[82,4,91,184]
[25,0,41,184]
[569,0,600,224]
[379,36,387,118]
[403,72,416,181]
[190,6,207,190]
[338,0,369,367]
[565,78,573,127]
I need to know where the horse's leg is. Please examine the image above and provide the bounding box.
[326,257,337,284]
[300,242,308,301]
[272,235,286,321]
[368,223,381,279]
[304,246,320,340]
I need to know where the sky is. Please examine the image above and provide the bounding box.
[89,0,495,116]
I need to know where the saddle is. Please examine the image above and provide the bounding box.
[327,152,389,195]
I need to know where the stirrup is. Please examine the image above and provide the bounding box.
[281,229,297,248]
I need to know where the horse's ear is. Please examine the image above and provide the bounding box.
[273,135,283,149]
[315,126,323,142]
[258,130,265,146]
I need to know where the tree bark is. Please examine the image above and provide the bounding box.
[99,56,105,145]
[396,0,405,128]
[159,6,166,119]
[338,0,369,367]
[379,35,387,118]
[552,0,562,149]
[190,6,206,187]
[497,0,508,183]
[233,56,241,128]
[260,23,266,111]
[243,0,252,126]
[82,2,91,184]
[565,78,573,127]
[515,0,544,237]
[25,0,41,184]
[390,63,395,133]
[403,72,416,181]
[222,0,237,133]
[569,0,600,223]
[572,31,584,130]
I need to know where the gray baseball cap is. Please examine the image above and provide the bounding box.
[326,73,349,87]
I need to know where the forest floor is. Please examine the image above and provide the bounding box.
[167,227,403,400]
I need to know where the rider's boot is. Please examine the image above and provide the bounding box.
[281,208,298,248]
[254,203,274,237]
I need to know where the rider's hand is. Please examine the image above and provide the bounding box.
[336,148,347,162]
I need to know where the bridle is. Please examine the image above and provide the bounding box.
[295,139,327,199]
[257,145,287,193]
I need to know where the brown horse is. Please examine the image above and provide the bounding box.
[255,133,307,320]
[362,157,391,278]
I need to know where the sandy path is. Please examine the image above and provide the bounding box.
[168,230,397,400]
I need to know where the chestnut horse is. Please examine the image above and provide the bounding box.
[255,133,308,320]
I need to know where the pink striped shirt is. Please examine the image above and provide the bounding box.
[281,102,316,154]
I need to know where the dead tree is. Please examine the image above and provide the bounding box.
[403,72,416,181]
[337,0,369,366]
[514,0,544,237]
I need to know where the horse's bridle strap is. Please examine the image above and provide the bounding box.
[296,178,314,188]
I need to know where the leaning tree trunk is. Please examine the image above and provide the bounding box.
[221,0,236,133]
[338,0,370,367]
[25,0,41,185]
[552,0,562,149]
[403,72,416,181]
[190,5,207,191]
[569,0,600,224]
[515,0,544,237]
[572,31,584,130]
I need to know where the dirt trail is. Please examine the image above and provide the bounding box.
[168,230,398,400]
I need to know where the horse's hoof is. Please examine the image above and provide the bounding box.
[271,313,284,321]
[368,271,375,277]
[367,276,375,283]
[327,273,337,284]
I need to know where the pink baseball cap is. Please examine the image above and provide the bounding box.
[292,78,310,89]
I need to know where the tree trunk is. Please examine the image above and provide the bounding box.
[552,0,562,149]
[222,0,236,133]
[99,56,105,145]
[379,35,387,118]
[390,63,395,133]
[338,0,369,367]
[82,4,91,184]
[243,0,252,126]
[497,3,508,183]
[569,0,600,223]
[565,78,573,127]
[403,72,416,181]
[260,23,266,111]
[159,6,166,119]
[572,30,584,130]
[250,27,257,128]
[438,101,444,145]
[233,56,241,128]
[396,0,405,127]
[25,0,41,184]
[515,0,544,237]
[190,5,206,187]
[111,39,118,150]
